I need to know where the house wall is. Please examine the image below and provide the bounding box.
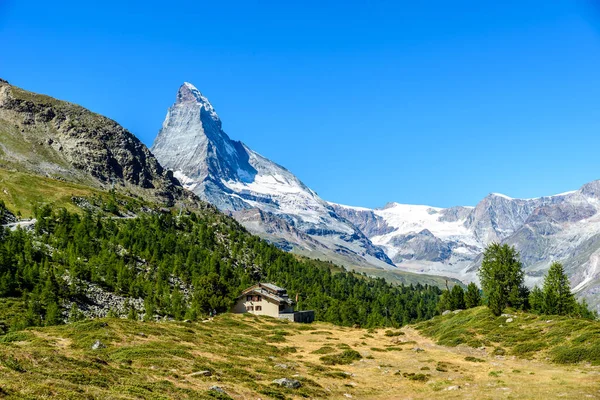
[278,310,315,323]
[232,296,280,318]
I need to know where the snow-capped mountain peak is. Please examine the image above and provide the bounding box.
[151,82,394,270]
[175,82,220,122]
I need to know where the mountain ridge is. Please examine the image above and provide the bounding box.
[151,82,396,271]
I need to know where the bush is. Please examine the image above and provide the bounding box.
[320,350,362,365]
[384,330,404,337]
[402,372,429,382]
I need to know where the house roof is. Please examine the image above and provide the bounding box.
[240,283,293,306]
[260,283,286,292]
[241,282,286,295]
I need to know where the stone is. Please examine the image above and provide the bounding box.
[209,386,226,394]
[344,394,353,398]
[442,310,451,316]
[272,378,302,389]
[190,370,212,377]
[506,318,514,323]
[445,385,460,391]
[274,363,289,369]
[452,309,463,314]
[91,340,106,350]
[412,347,425,352]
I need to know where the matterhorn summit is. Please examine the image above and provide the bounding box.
[151,83,394,270]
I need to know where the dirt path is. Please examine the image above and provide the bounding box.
[281,324,600,399]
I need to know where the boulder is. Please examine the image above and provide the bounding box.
[91,340,106,350]
[272,378,302,389]
[190,370,212,377]
[209,386,226,394]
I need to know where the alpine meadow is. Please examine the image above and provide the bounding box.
[2,2,600,399]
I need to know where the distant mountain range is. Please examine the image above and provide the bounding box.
[151,83,600,310]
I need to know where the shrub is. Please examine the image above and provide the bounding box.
[320,350,362,365]
[384,330,404,337]
[464,356,485,362]
[402,372,429,382]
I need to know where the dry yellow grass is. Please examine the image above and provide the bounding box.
[1,315,598,399]
[279,324,600,399]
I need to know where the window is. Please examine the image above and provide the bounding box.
[246,306,254,311]
[246,295,252,301]
[255,306,262,311]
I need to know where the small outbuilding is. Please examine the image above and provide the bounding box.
[232,283,314,323]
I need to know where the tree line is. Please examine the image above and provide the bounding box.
[0,203,441,331]
[438,243,596,319]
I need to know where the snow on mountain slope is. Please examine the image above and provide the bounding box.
[151,83,393,271]
[330,191,579,278]
[333,185,600,311]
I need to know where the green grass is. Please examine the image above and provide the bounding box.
[0,315,329,399]
[415,307,600,365]
[311,346,336,355]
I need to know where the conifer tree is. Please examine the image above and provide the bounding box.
[542,262,576,316]
[449,285,466,310]
[528,286,544,314]
[464,282,481,308]
[478,243,526,316]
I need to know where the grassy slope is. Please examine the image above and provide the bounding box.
[416,306,600,365]
[0,169,98,217]
[0,168,156,218]
[1,314,599,399]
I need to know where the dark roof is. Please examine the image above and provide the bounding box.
[240,283,293,306]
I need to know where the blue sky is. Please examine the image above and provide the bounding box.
[2,1,600,208]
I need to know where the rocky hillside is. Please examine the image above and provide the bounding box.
[0,79,193,206]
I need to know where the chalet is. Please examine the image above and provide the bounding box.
[232,283,315,323]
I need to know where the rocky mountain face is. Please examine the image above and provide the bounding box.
[0,79,193,206]
[151,83,394,270]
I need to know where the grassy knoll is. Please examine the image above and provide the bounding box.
[416,306,600,364]
[0,313,599,399]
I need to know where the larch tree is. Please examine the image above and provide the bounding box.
[542,262,576,315]
[478,243,527,316]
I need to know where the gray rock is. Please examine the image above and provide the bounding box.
[412,347,425,353]
[190,370,212,377]
[442,310,451,316]
[505,318,514,323]
[91,340,106,350]
[209,385,226,394]
[272,378,302,389]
